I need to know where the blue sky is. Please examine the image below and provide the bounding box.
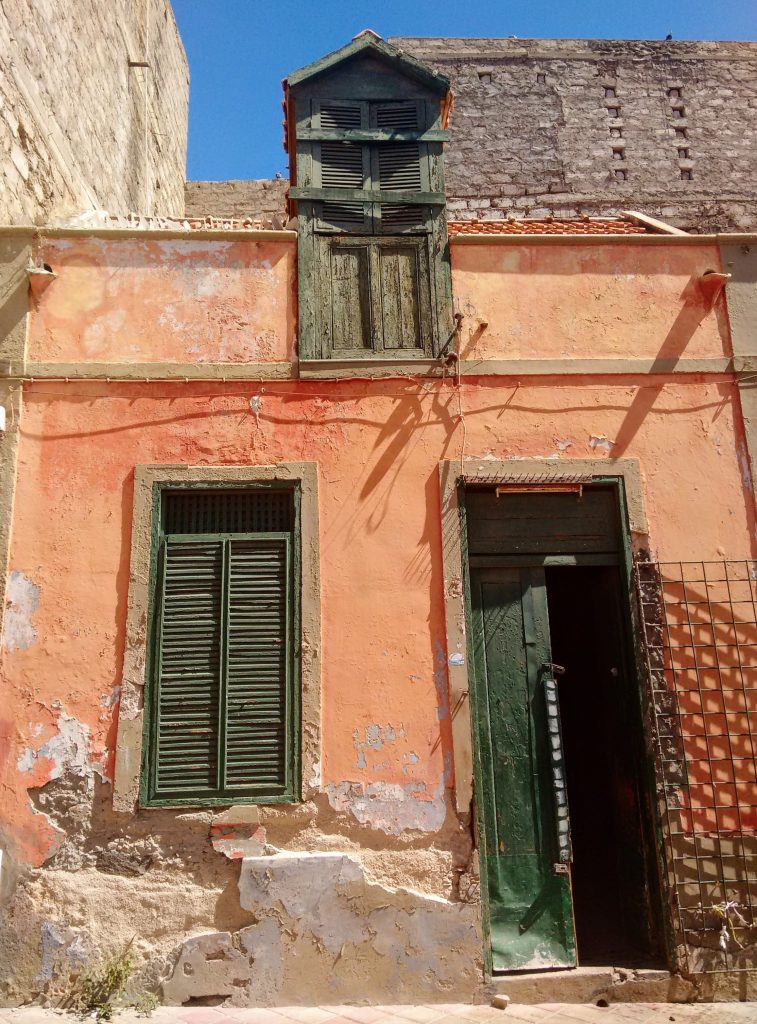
[172,1,757,182]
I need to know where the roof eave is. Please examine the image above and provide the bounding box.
[285,32,450,93]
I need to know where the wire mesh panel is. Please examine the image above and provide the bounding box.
[636,560,757,972]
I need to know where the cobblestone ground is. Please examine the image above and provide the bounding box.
[1,1003,756,1024]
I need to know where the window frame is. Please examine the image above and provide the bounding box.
[139,480,302,809]
[292,79,452,368]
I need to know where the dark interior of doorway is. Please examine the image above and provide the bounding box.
[545,565,663,967]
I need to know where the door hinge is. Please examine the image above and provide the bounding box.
[543,662,566,675]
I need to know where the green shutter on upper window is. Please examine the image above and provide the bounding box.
[151,533,294,803]
[372,102,425,232]
[316,101,370,231]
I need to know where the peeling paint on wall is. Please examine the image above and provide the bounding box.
[2,571,40,652]
[433,641,451,720]
[325,777,447,835]
[163,852,481,1006]
[17,713,93,782]
[352,723,407,770]
[37,921,88,982]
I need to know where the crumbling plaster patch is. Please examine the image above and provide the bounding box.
[2,570,40,652]
[0,863,244,1006]
[163,852,482,1006]
[17,713,93,782]
[325,778,447,837]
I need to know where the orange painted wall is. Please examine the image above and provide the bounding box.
[452,242,731,361]
[30,239,730,367]
[30,238,296,364]
[2,371,755,866]
[2,232,754,869]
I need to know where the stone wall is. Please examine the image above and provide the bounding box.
[0,0,188,224]
[390,37,757,232]
[184,179,289,224]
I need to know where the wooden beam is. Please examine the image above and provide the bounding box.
[289,186,445,206]
[296,128,449,143]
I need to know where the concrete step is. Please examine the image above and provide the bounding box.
[488,966,696,1004]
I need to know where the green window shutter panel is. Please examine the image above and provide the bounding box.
[374,103,424,231]
[319,138,368,229]
[150,519,295,804]
[324,240,372,352]
[377,242,427,350]
[225,538,291,790]
[374,102,419,130]
[155,540,223,795]
[319,102,363,129]
[317,101,370,231]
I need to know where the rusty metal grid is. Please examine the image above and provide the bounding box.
[636,560,757,973]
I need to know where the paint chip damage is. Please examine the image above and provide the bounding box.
[162,852,481,1005]
[2,571,40,652]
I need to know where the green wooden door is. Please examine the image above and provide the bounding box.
[471,566,577,971]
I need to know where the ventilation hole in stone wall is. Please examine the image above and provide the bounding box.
[610,127,623,138]
[668,87,682,99]
[536,72,546,84]
[675,128,688,139]
[478,70,492,84]
[605,87,617,98]
[680,169,693,181]
[673,108,685,119]
[678,148,691,160]
[615,169,628,181]
[612,149,626,160]
[608,107,621,118]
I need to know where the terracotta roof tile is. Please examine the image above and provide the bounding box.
[448,216,650,236]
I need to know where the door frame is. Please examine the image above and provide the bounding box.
[437,459,669,975]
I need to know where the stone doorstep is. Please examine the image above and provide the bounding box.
[488,967,695,1005]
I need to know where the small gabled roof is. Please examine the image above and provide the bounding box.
[285,29,450,94]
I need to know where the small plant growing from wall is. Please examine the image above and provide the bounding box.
[59,940,138,1019]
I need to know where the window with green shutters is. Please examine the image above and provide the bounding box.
[287,35,453,362]
[141,487,299,806]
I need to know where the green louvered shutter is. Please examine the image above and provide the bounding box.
[226,537,291,792]
[372,102,426,232]
[148,490,296,805]
[316,101,371,231]
[155,539,223,795]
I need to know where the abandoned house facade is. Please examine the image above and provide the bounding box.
[2,26,757,1008]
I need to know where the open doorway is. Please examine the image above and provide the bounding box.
[545,565,663,966]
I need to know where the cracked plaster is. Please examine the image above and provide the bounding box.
[162,852,481,1006]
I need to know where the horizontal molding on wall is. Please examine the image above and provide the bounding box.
[3,356,749,384]
[3,226,757,245]
[0,226,297,242]
[458,357,737,376]
[10,361,295,381]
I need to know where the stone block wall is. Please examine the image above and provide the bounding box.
[390,37,757,232]
[184,178,289,223]
[0,0,188,224]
